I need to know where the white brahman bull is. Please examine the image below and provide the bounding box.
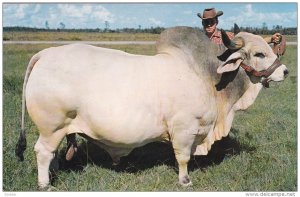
[16,26,288,188]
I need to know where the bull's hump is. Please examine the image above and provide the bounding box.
[156,26,208,53]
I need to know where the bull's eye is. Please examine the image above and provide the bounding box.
[254,52,265,58]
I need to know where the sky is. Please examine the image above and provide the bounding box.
[2,3,298,30]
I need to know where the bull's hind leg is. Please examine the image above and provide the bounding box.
[34,128,66,188]
[27,99,74,188]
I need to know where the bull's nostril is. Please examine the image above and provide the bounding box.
[284,69,289,76]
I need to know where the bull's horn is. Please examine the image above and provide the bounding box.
[221,29,244,50]
[234,23,240,35]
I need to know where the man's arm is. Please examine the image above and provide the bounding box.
[264,33,282,44]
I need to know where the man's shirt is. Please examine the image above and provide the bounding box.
[208,29,234,45]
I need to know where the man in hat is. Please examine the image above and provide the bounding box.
[197,8,234,45]
[197,8,282,47]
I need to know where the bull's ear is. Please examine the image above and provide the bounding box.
[217,49,232,61]
[217,52,243,74]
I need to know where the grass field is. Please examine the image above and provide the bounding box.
[3,40,297,191]
[3,31,160,41]
[3,31,297,42]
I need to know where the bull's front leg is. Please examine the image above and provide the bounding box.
[173,140,193,186]
[170,116,198,186]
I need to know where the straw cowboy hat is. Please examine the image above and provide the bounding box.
[197,8,223,19]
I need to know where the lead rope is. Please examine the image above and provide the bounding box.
[262,36,282,87]
[276,35,283,60]
[278,47,282,60]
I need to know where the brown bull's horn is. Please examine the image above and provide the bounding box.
[221,29,244,50]
[234,23,241,35]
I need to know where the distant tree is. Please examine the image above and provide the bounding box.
[59,22,65,29]
[262,22,267,29]
[262,22,268,34]
[275,25,282,31]
[45,21,49,29]
[105,21,110,32]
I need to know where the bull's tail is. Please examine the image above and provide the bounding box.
[16,53,41,161]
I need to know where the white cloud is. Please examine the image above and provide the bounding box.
[82,5,92,13]
[21,4,114,29]
[3,4,33,26]
[15,4,29,19]
[33,4,41,14]
[57,4,84,18]
[244,4,253,17]
[3,4,13,13]
[92,5,115,23]
[183,10,193,15]
[219,4,297,29]
[118,16,138,27]
[52,4,114,28]
[149,17,164,26]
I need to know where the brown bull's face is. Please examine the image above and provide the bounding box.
[218,31,288,86]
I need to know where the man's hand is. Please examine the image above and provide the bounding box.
[271,33,282,44]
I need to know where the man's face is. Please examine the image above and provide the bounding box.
[202,18,217,34]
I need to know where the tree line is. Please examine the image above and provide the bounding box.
[231,25,297,35]
[3,26,167,34]
[3,25,297,35]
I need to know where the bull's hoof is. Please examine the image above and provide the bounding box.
[179,175,193,187]
[112,156,121,166]
[112,161,120,166]
[46,185,58,191]
[38,185,57,191]
[38,183,50,191]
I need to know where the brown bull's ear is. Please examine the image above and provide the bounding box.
[217,52,243,74]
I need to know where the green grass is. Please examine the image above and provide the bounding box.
[3,43,297,191]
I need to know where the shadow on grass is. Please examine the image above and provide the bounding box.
[55,128,256,175]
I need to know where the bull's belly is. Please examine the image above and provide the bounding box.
[68,104,169,149]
